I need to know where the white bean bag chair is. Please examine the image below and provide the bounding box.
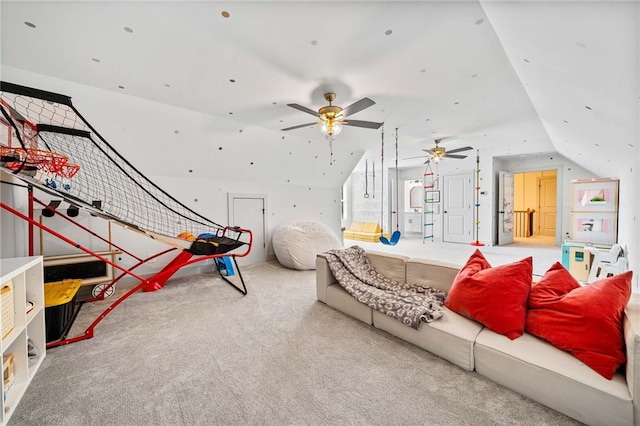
[273,221,342,270]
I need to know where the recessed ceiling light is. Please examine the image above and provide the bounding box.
[385,29,393,36]
[164,83,171,88]
[229,112,233,115]
[24,22,36,28]
[188,169,193,173]
[118,85,125,89]
[523,58,530,63]
[563,120,569,123]
[425,118,430,121]
[282,136,285,139]
[272,102,277,105]
[475,19,484,25]
[595,143,600,146]
[454,101,459,105]
[124,27,133,33]
[239,129,243,133]
[221,11,230,18]
[420,69,426,73]
[629,144,635,148]
[471,74,478,78]
[229,79,236,83]
[250,162,254,165]
[218,147,223,150]
[311,40,318,45]
[91,58,101,63]
[576,41,586,48]
[174,130,179,134]
[585,105,592,110]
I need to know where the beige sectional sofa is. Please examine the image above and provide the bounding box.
[316,250,640,426]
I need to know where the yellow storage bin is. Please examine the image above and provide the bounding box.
[44,279,82,343]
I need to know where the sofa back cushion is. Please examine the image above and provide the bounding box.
[406,259,460,294]
[367,251,409,282]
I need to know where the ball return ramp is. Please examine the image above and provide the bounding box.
[0,81,253,347]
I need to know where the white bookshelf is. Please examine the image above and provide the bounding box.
[1,257,46,425]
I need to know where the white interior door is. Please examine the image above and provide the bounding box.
[498,171,514,245]
[443,172,473,243]
[227,194,266,265]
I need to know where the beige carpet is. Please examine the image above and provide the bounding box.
[11,260,580,425]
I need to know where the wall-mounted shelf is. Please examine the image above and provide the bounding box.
[1,256,46,426]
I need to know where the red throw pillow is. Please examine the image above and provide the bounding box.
[445,250,532,340]
[526,262,632,379]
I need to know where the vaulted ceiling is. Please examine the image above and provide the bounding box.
[1,1,638,187]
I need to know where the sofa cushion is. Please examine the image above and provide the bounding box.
[373,307,483,371]
[475,328,633,425]
[405,258,461,295]
[326,283,373,325]
[444,250,532,340]
[525,262,632,379]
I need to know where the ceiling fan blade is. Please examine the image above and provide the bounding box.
[402,155,429,160]
[340,98,375,118]
[281,122,317,131]
[343,119,383,129]
[445,154,467,159]
[446,146,474,154]
[287,103,319,117]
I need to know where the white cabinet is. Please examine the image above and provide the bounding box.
[1,257,46,425]
[404,212,422,234]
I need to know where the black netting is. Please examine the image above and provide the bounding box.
[0,82,237,245]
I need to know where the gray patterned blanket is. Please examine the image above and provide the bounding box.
[319,246,445,329]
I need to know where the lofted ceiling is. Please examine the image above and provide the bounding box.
[0,1,637,187]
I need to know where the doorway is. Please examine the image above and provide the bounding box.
[513,170,557,246]
[227,193,267,265]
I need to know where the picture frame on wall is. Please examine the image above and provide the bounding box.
[425,190,440,203]
[570,212,618,244]
[571,179,619,213]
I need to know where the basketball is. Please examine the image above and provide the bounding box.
[177,232,196,241]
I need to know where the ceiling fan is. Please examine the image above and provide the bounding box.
[405,139,474,163]
[281,92,383,137]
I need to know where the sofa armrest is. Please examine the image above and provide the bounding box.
[624,295,640,420]
[316,255,336,303]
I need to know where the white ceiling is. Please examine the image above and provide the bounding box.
[1,1,638,186]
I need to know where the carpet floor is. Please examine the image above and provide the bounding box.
[11,260,580,425]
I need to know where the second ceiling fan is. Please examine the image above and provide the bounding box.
[282,92,383,137]
[405,138,473,163]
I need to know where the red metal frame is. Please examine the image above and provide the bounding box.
[0,197,253,348]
